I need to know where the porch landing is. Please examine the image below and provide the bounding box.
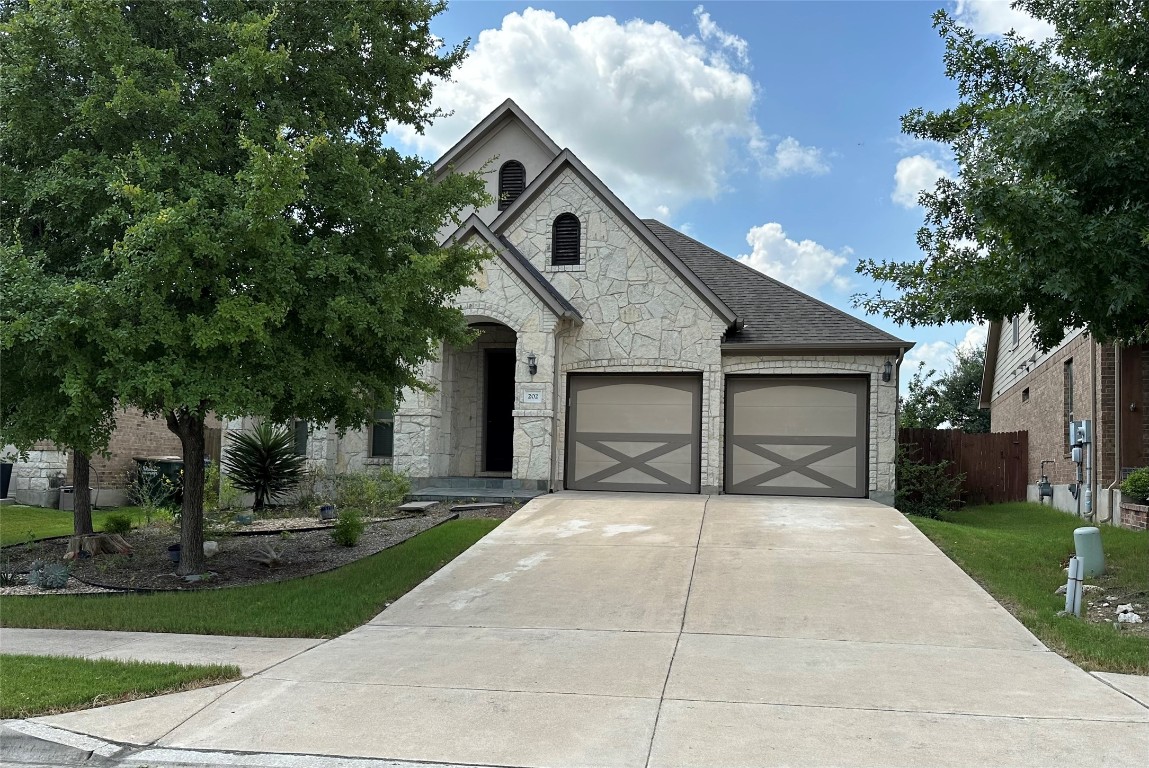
[406,477,548,504]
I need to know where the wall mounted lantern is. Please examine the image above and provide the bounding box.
[527,353,537,376]
[882,360,893,383]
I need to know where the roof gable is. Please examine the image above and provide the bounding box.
[490,150,739,328]
[433,99,560,177]
[449,215,581,321]
[643,220,912,352]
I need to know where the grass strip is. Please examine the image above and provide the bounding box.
[2,506,153,546]
[0,654,240,718]
[0,518,499,638]
[911,502,1148,674]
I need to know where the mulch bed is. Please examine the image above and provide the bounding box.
[1,502,515,593]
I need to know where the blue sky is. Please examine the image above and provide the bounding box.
[391,1,1054,390]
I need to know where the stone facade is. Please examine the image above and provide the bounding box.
[2,442,68,506]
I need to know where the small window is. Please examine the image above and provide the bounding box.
[292,419,308,456]
[1010,316,1020,348]
[1021,388,1030,402]
[371,410,394,458]
[551,213,580,266]
[498,160,525,211]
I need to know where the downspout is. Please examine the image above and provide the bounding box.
[1085,339,1097,520]
[1103,343,1121,524]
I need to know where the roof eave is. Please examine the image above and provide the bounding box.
[447,215,580,322]
[980,320,1002,409]
[432,99,561,177]
[721,341,914,355]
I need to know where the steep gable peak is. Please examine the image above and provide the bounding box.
[433,99,561,177]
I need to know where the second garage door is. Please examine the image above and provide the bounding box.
[726,376,867,497]
[566,374,701,493]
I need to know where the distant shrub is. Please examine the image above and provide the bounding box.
[1121,467,1149,504]
[896,445,964,519]
[102,514,133,535]
[334,467,410,517]
[332,510,364,547]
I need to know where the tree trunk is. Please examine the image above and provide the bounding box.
[166,407,207,576]
[72,450,94,535]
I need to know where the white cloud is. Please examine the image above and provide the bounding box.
[396,7,825,216]
[892,154,951,208]
[765,137,830,179]
[738,223,851,294]
[693,6,750,67]
[902,323,988,382]
[955,0,1055,40]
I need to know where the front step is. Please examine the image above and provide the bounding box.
[405,486,546,504]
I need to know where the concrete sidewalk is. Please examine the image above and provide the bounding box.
[0,628,322,676]
[3,493,1147,767]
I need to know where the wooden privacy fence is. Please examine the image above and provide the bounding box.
[898,429,1028,504]
[204,427,224,463]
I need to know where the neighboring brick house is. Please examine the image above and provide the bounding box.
[980,315,1148,525]
[293,100,914,504]
[3,408,222,507]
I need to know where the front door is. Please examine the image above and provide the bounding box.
[484,350,515,472]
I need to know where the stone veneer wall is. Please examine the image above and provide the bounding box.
[504,168,727,491]
[2,442,68,505]
[721,354,898,503]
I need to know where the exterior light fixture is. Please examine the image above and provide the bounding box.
[527,353,537,376]
[882,360,893,383]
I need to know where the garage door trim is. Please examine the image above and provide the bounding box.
[565,373,703,493]
[725,375,869,497]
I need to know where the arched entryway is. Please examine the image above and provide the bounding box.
[442,321,517,477]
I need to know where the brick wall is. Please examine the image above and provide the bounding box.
[73,409,223,489]
[990,333,1095,485]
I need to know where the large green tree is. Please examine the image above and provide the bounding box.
[857,0,1149,351]
[1,0,486,574]
[900,343,991,433]
[0,258,117,537]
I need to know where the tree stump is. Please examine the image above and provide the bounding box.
[64,534,132,560]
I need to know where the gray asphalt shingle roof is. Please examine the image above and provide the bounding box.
[642,219,909,349]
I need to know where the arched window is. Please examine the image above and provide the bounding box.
[498,160,525,211]
[552,213,581,266]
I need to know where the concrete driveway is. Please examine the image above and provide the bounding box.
[33,493,1149,766]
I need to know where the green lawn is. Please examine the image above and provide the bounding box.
[0,654,240,718]
[0,518,499,637]
[911,502,1149,674]
[1,505,152,546]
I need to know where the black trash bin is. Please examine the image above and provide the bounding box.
[1,462,12,499]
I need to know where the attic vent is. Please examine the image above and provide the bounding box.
[498,160,525,211]
[552,213,580,266]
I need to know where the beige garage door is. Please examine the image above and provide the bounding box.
[566,374,701,493]
[726,376,867,497]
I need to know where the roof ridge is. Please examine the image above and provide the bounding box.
[642,219,907,345]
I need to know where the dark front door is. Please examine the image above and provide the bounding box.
[484,350,515,472]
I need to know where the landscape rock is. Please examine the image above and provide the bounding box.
[1055,585,1067,595]
[1116,603,1134,614]
[1117,612,1143,624]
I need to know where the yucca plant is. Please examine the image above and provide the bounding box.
[222,423,307,510]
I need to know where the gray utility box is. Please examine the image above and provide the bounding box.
[59,486,94,512]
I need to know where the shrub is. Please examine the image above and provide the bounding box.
[102,514,133,535]
[332,510,364,547]
[222,423,306,510]
[895,445,965,519]
[1121,467,1149,504]
[334,467,411,517]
